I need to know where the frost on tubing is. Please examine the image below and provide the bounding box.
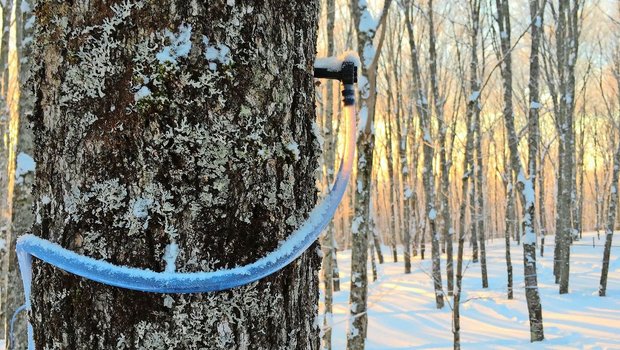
[13,54,358,350]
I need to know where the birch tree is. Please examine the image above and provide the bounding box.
[538,140,552,256]
[544,0,582,293]
[0,2,13,340]
[495,0,544,341]
[599,27,620,296]
[384,8,411,269]
[321,0,337,347]
[395,61,413,274]
[30,1,322,348]
[599,125,620,297]
[452,103,472,348]
[428,0,454,296]
[404,0,443,309]
[526,0,545,268]
[495,125,514,299]
[466,0,481,265]
[453,2,480,345]
[347,0,392,348]
[2,1,34,348]
[473,62,487,288]
[383,106,399,262]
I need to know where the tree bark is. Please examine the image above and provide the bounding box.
[453,89,474,350]
[475,121,487,287]
[3,1,34,348]
[396,89,412,274]
[30,1,321,349]
[428,0,453,296]
[470,162,479,259]
[599,39,620,297]
[599,134,620,297]
[593,135,602,238]
[539,145,548,257]
[496,0,544,341]
[384,92,399,263]
[390,25,413,269]
[466,0,481,265]
[347,0,391,348]
[404,0,443,308]
[527,0,543,260]
[546,0,581,293]
[453,1,481,342]
[0,1,13,342]
[321,0,337,347]
[574,112,585,240]
[368,190,378,283]
[504,161,514,300]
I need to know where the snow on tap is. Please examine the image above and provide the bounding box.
[314,51,360,72]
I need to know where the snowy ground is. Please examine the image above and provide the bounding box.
[324,231,620,349]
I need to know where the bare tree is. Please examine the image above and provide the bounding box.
[452,2,481,345]
[383,16,405,264]
[538,139,553,256]
[599,25,620,296]
[2,1,34,348]
[495,0,545,341]
[502,135,514,300]
[527,0,545,260]
[599,127,620,297]
[473,21,488,285]
[383,98,400,262]
[452,99,474,348]
[465,0,482,267]
[348,0,392,347]
[321,0,337,347]
[382,47,400,262]
[543,0,582,293]
[396,64,413,274]
[404,0,444,309]
[0,2,13,342]
[428,0,454,296]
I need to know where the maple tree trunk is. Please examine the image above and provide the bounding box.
[30,1,322,348]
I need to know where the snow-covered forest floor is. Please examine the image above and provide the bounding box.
[324,231,620,349]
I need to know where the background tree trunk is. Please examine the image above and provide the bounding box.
[539,144,548,257]
[545,0,581,294]
[474,98,487,288]
[526,0,543,262]
[504,161,514,300]
[495,0,544,341]
[599,133,620,297]
[384,92,399,263]
[0,2,13,343]
[321,0,337,347]
[30,1,322,348]
[396,87,411,274]
[599,26,620,296]
[428,0,453,297]
[347,0,391,348]
[404,0,443,309]
[3,1,34,348]
[466,0,481,265]
[453,110,473,349]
